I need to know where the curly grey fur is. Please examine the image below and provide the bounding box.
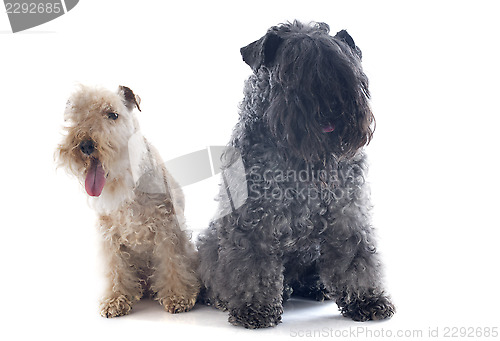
[197,21,394,329]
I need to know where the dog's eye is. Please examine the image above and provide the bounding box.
[107,112,119,120]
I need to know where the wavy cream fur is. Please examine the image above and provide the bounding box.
[56,85,199,317]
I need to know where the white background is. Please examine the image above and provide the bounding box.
[1,1,499,340]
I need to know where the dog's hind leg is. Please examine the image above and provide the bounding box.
[288,261,331,301]
[197,224,229,310]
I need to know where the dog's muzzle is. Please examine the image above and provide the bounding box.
[80,140,95,155]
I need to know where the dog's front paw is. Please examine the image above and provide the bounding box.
[229,304,283,329]
[100,295,133,318]
[159,295,196,314]
[341,295,395,322]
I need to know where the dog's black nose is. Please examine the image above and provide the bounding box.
[80,140,95,155]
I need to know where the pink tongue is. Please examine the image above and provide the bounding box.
[85,158,106,197]
[322,123,335,133]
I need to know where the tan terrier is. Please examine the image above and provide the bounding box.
[56,85,199,317]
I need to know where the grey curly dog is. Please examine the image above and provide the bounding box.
[197,20,395,329]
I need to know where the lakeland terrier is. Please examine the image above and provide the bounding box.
[56,85,199,317]
[197,21,395,328]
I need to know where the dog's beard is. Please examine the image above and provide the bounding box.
[264,92,350,162]
[266,103,374,163]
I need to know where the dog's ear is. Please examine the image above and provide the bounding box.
[118,85,141,112]
[241,31,283,72]
[335,30,362,60]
